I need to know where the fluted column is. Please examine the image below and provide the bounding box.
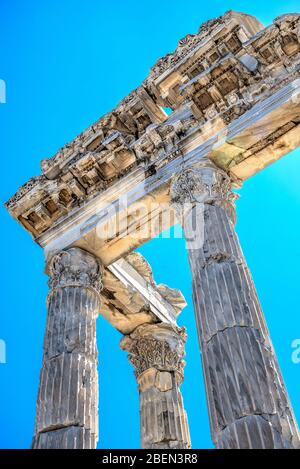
[171,161,300,449]
[32,247,102,449]
[121,323,191,449]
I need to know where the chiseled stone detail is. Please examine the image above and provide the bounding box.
[5,13,300,240]
[171,163,300,449]
[100,252,187,335]
[47,247,103,296]
[171,162,233,206]
[121,323,186,379]
[32,247,102,449]
[121,323,191,449]
[3,10,300,451]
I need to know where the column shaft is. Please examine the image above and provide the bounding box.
[171,163,300,449]
[32,247,102,449]
[121,323,191,449]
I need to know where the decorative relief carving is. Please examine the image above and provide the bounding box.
[47,247,103,296]
[120,323,187,380]
[170,161,234,206]
[5,12,300,239]
[5,176,46,210]
[148,11,247,79]
[4,10,300,450]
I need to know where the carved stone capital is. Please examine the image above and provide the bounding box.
[171,160,235,204]
[47,247,103,297]
[170,160,238,222]
[120,323,186,381]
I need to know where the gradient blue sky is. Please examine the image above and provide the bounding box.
[1,0,300,449]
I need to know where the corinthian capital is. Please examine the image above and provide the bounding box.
[170,160,235,206]
[47,247,103,297]
[120,323,187,381]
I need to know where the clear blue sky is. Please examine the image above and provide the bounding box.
[0,0,300,449]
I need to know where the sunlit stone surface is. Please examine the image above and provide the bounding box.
[5,11,300,448]
[171,161,300,448]
[32,247,102,449]
[121,323,191,449]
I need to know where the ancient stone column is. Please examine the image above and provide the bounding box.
[32,247,102,449]
[120,323,191,449]
[171,161,300,449]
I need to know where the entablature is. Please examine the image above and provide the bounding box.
[5,12,300,256]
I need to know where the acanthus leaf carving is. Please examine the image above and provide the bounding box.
[120,323,187,380]
[47,247,103,297]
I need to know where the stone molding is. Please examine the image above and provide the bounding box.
[5,13,300,241]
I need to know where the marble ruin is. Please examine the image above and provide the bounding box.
[5,11,300,449]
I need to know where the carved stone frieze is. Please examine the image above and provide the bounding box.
[5,12,300,241]
[4,9,300,450]
[148,11,263,81]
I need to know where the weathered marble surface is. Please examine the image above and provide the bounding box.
[4,13,300,266]
[32,247,102,449]
[102,252,186,333]
[121,323,191,449]
[171,161,300,449]
[3,10,300,450]
[32,248,187,449]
